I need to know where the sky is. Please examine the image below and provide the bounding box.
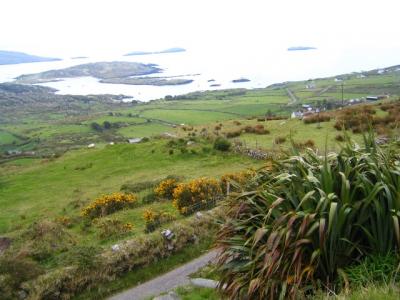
[1,0,400,58]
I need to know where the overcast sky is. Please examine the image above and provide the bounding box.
[1,0,400,58]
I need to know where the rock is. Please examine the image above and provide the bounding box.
[0,237,11,254]
[190,278,219,289]
[17,290,27,299]
[153,291,181,300]
[111,244,120,252]
[161,229,174,240]
[187,141,195,146]
[195,212,203,218]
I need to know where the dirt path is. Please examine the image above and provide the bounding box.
[108,250,218,300]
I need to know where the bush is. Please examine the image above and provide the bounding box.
[220,170,256,194]
[94,218,133,239]
[274,136,286,144]
[0,256,43,299]
[120,181,155,193]
[215,133,400,299]
[143,209,176,233]
[335,134,345,142]
[23,220,75,261]
[81,192,137,219]
[213,137,231,151]
[225,130,242,138]
[154,178,179,200]
[303,113,331,124]
[173,178,222,215]
[142,191,157,204]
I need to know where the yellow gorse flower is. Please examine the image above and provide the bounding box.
[82,192,137,218]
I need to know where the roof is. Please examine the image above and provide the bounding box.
[128,138,143,144]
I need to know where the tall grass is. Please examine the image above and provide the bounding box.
[215,132,400,299]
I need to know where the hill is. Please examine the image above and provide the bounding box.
[0,50,61,65]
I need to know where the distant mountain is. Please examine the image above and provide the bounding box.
[124,47,186,56]
[0,50,61,65]
[287,46,317,51]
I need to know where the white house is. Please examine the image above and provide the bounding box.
[128,138,143,144]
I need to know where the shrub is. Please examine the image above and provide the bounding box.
[23,220,75,261]
[335,134,345,142]
[0,256,43,299]
[274,136,286,144]
[173,178,223,215]
[154,178,179,200]
[220,170,256,194]
[213,137,231,151]
[143,209,176,233]
[120,181,155,193]
[303,113,331,124]
[216,133,400,299]
[225,130,242,138]
[233,120,242,126]
[94,218,133,239]
[142,191,157,204]
[81,192,137,219]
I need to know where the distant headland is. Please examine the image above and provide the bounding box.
[0,50,61,65]
[124,47,186,56]
[287,46,317,51]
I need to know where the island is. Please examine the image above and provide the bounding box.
[124,47,186,56]
[287,46,317,51]
[232,78,251,83]
[14,61,193,86]
[0,50,61,65]
[15,61,162,84]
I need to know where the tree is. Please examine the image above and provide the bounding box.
[103,121,111,130]
[90,122,102,132]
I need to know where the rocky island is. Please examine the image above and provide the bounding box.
[15,61,194,86]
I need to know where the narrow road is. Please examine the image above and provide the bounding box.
[286,88,298,105]
[108,250,218,300]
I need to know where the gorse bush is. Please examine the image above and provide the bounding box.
[173,177,222,215]
[154,178,179,200]
[216,133,400,299]
[220,169,256,194]
[81,192,137,219]
[143,208,176,232]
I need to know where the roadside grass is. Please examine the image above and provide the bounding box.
[73,238,214,300]
[175,285,221,300]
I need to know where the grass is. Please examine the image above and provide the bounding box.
[0,140,258,234]
[73,237,214,300]
[175,285,221,300]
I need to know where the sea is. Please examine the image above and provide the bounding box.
[0,47,399,102]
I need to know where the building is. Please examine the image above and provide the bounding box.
[128,138,143,144]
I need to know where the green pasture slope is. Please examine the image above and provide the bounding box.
[0,140,258,235]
